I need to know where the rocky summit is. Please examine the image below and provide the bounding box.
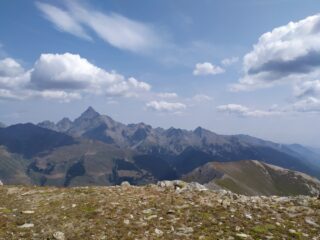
[0,181,319,240]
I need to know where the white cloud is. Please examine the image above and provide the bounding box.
[193,62,225,76]
[217,104,280,117]
[157,92,178,98]
[0,58,24,77]
[192,94,212,102]
[30,53,151,97]
[0,89,25,100]
[0,58,30,89]
[221,57,239,66]
[232,13,320,91]
[291,97,320,112]
[36,1,160,52]
[294,80,320,99]
[36,2,91,41]
[146,100,186,112]
[0,53,151,101]
[35,90,81,102]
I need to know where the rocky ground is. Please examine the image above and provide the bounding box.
[0,181,319,240]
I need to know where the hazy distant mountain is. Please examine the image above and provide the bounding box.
[0,107,320,194]
[36,107,320,178]
[0,122,6,128]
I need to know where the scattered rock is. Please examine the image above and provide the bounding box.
[142,209,153,214]
[154,228,163,236]
[244,213,252,220]
[53,231,65,240]
[176,226,194,236]
[289,229,296,234]
[121,181,130,187]
[305,217,319,227]
[123,219,130,225]
[235,233,250,239]
[18,223,34,228]
[21,210,35,214]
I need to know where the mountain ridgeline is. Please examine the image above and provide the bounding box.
[0,106,320,195]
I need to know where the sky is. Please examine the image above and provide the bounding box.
[1,0,320,147]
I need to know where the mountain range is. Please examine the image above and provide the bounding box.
[1,106,320,195]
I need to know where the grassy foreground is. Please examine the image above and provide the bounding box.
[0,183,319,239]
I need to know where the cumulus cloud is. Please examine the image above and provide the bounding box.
[222,57,239,66]
[146,100,186,112]
[193,62,225,76]
[0,53,151,101]
[217,104,280,117]
[0,58,30,89]
[232,14,320,91]
[36,1,160,52]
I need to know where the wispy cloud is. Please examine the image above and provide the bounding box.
[146,100,186,112]
[36,1,161,52]
[36,2,91,41]
[217,104,281,117]
[221,57,239,66]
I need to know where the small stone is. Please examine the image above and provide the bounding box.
[167,209,175,214]
[305,217,319,227]
[222,199,230,208]
[145,214,157,220]
[72,204,77,208]
[235,226,241,231]
[176,226,194,235]
[18,223,34,228]
[235,233,249,239]
[123,219,130,225]
[155,228,163,236]
[244,213,252,220]
[53,231,65,240]
[142,209,153,214]
[289,229,296,234]
[121,181,130,187]
[21,210,34,214]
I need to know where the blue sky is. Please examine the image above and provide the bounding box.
[1,0,320,146]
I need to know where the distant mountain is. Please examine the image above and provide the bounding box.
[0,106,320,195]
[37,107,320,179]
[183,160,320,196]
[0,122,6,128]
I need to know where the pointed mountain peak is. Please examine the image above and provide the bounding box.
[193,126,213,137]
[80,106,100,119]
